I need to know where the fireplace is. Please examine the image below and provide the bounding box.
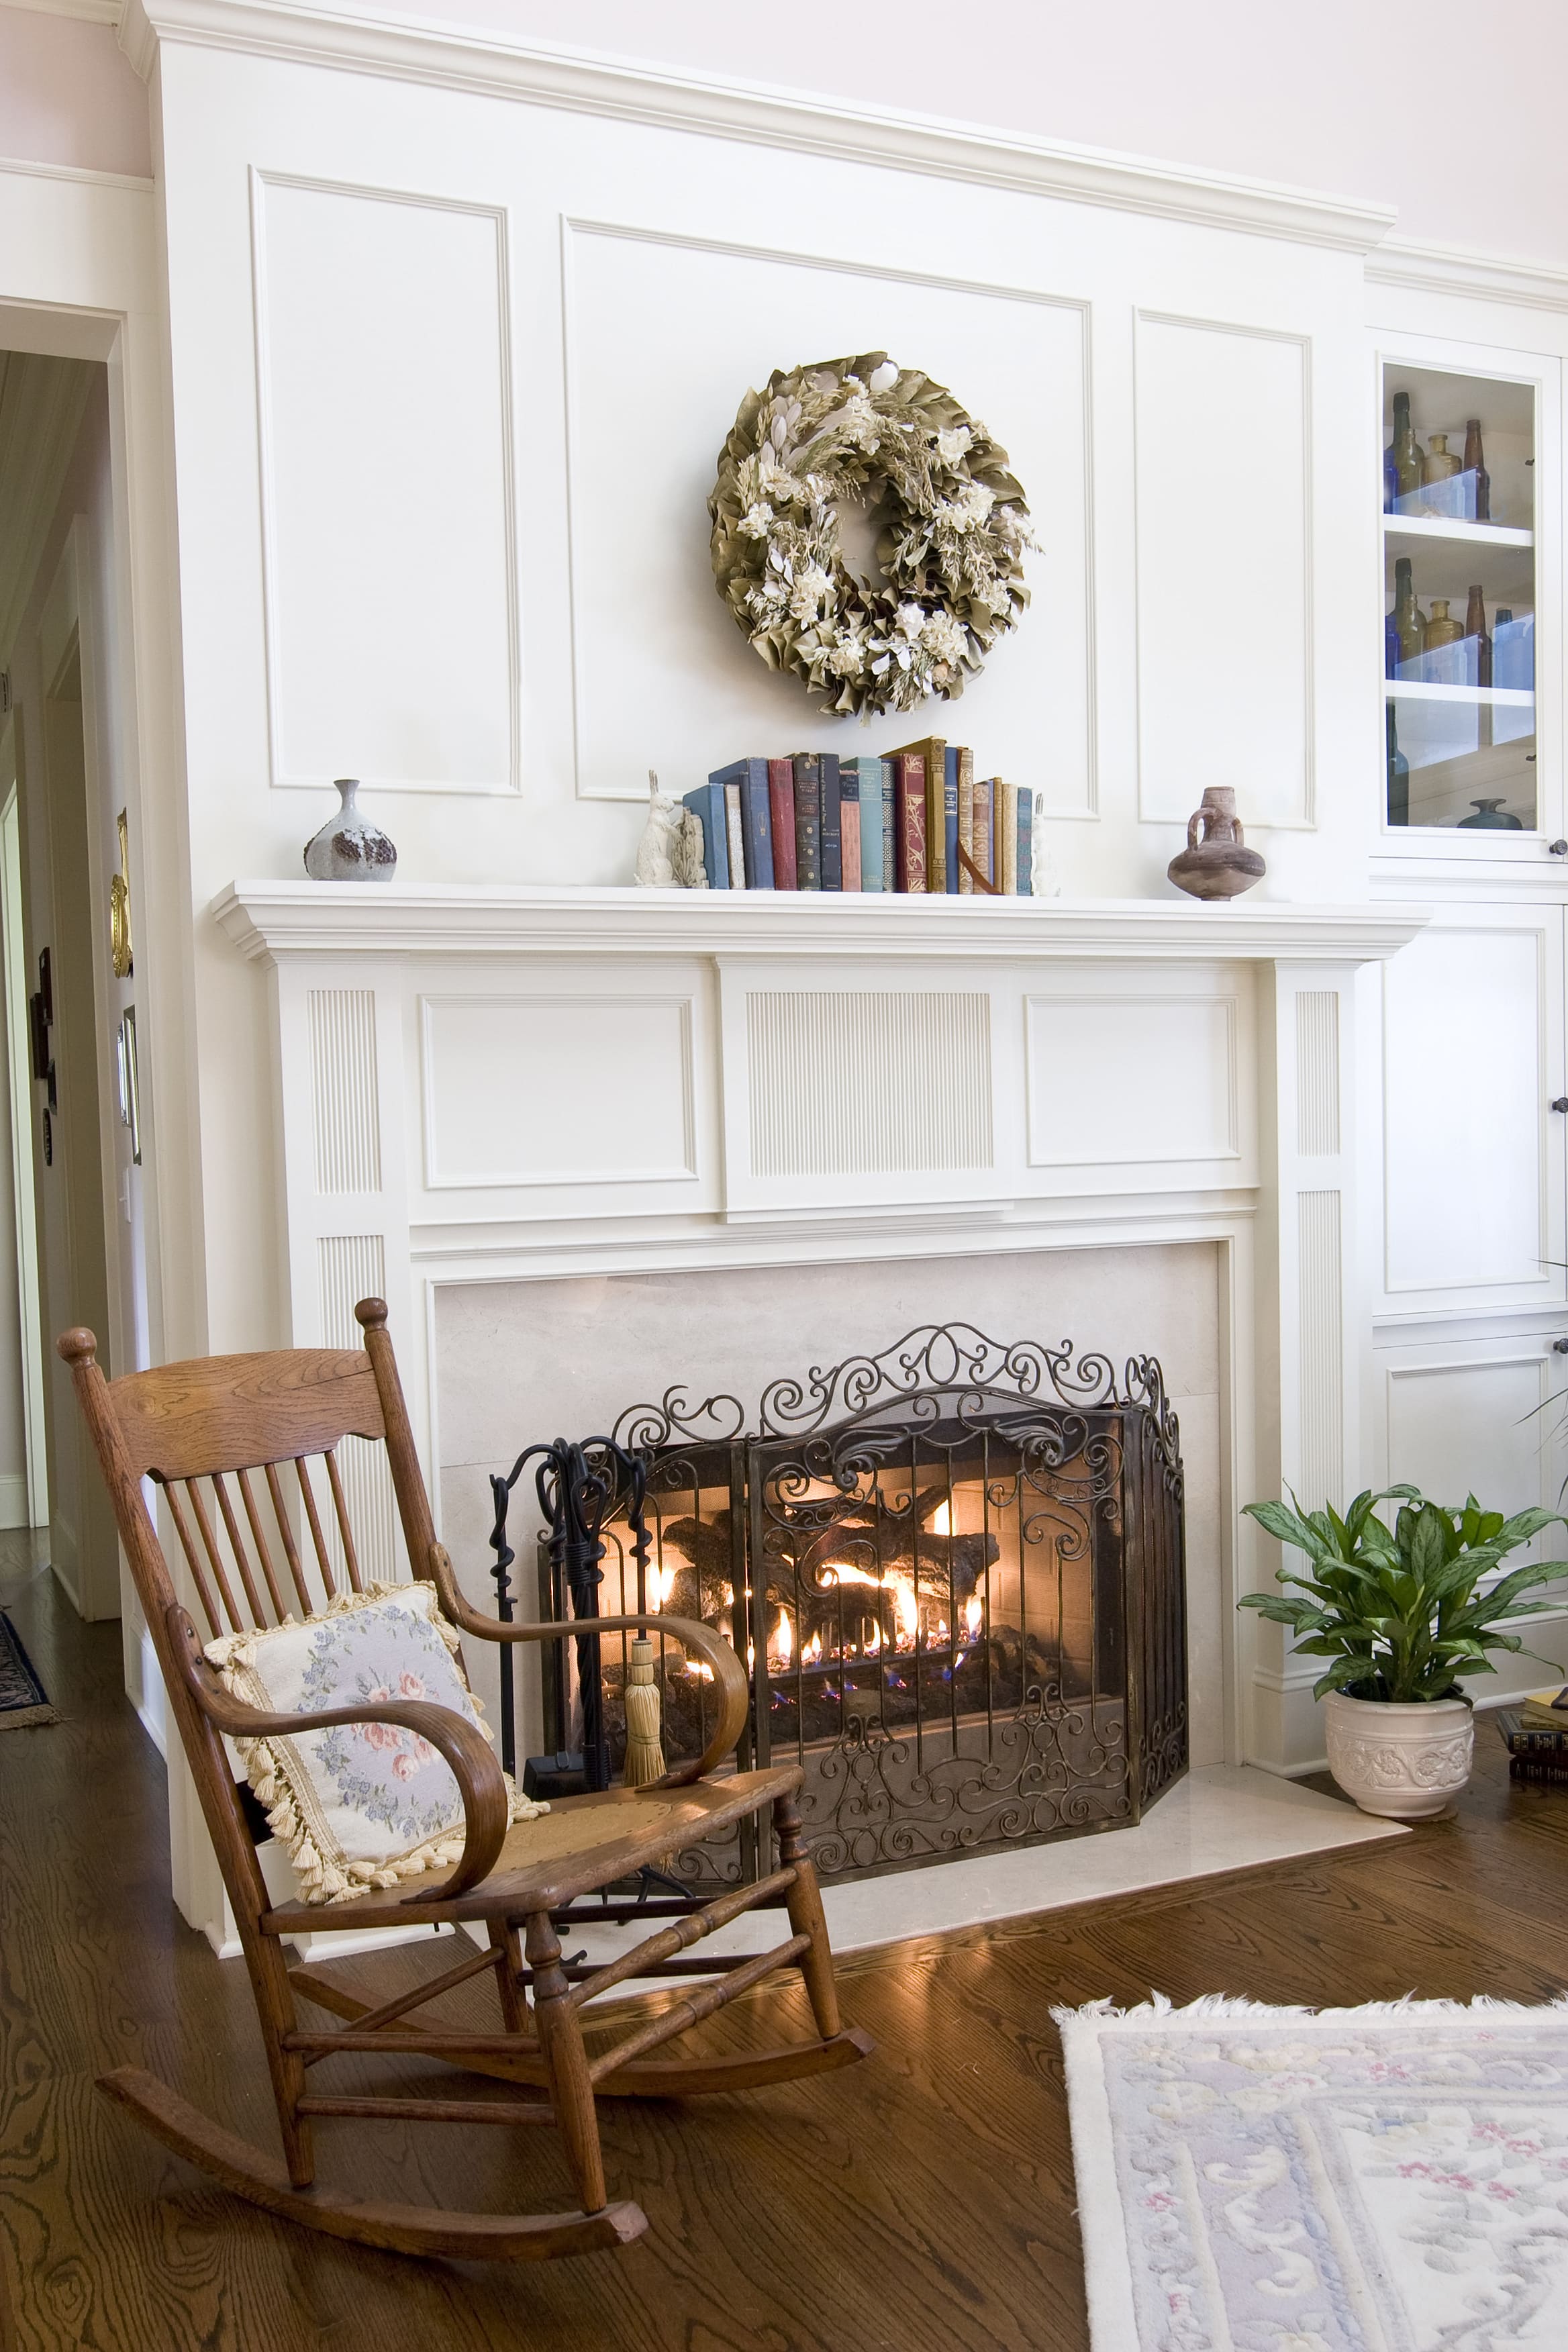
[497,1324,1187,1890]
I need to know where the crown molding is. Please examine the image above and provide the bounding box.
[0,152,152,195]
[1367,234,1568,313]
[213,881,1430,967]
[117,0,1395,252]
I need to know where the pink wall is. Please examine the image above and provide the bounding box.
[0,8,150,181]
[366,0,1568,268]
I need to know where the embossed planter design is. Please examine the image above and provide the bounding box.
[1322,1690,1473,1820]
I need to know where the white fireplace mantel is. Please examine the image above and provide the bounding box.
[214,883,1428,967]
[216,879,1429,1781]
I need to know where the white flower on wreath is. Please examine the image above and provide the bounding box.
[920,611,967,666]
[746,577,787,616]
[940,481,995,534]
[826,632,867,679]
[894,601,928,641]
[739,501,774,539]
[935,424,973,466]
[789,565,833,623]
[759,456,798,505]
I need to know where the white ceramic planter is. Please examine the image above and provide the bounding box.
[1322,1691,1474,1820]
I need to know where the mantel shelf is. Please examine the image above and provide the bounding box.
[215,882,1430,966]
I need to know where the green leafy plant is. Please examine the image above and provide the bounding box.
[1240,1486,1568,1703]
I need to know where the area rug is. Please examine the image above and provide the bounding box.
[1055,1991,1568,2349]
[0,1610,58,1728]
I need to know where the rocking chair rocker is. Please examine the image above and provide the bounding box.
[62,1301,870,2262]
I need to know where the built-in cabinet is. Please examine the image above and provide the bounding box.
[1371,300,1568,1552]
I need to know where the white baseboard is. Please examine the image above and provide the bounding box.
[0,1471,30,1528]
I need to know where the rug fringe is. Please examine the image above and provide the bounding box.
[1051,1988,1568,2030]
[0,1704,61,1732]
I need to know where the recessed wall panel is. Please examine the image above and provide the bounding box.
[421,995,695,1188]
[564,221,1091,812]
[1135,314,1310,827]
[254,175,516,793]
[1383,926,1542,1293]
[1026,994,1236,1167]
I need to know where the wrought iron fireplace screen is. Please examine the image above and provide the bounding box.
[491,1324,1187,1890]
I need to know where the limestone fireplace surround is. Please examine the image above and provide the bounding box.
[215,883,1427,1803]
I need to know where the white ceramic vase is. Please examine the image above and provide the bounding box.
[1322,1689,1474,1821]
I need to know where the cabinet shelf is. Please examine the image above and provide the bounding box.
[1383,513,1533,550]
[1385,681,1534,707]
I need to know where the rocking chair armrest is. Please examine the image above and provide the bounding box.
[166,1606,509,1900]
[428,1543,749,1785]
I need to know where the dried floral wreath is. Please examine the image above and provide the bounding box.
[708,351,1034,721]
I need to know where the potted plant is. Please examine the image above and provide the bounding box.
[1240,1485,1568,1819]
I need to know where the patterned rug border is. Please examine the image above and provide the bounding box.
[0,1610,58,1730]
[1053,1991,1568,2351]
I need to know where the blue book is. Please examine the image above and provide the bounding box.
[709,757,773,887]
[943,748,961,894]
[846,757,884,891]
[819,752,842,891]
[682,782,730,890]
[1017,787,1034,897]
[881,763,896,892]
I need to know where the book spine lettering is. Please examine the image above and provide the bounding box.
[767,758,797,890]
[737,760,774,888]
[973,780,993,889]
[819,754,842,892]
[792,755,821,890]
[925,740,947,892]
[881,763,896,893]
[855,760,882,891]
[943,748,960,895]
[839,766,861,891]
[895,756,926,893]
[957,748,975,895]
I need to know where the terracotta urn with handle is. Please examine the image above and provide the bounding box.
[1167,787,1266,901]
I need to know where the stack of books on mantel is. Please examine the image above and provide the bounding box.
[1496,1685,1568,1781]
[683,740,1038,893]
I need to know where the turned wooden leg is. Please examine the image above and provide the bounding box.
[251,1931,315,2188]
[489,1920,530,2035]
[524,1912,606,2214]
[773,1791,841,2041]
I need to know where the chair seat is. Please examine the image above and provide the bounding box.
[260,1765,803,1935]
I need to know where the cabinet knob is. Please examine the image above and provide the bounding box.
[1554,1098,1568,1114]
[1551,840,1568,856]
[1555,1338,1568,1355]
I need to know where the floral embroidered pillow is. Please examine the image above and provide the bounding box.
[205,1581,545,1904]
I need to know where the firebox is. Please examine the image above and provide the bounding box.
[501,1324,1187,1891]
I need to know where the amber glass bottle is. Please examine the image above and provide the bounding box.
[1391,392,1424,504]
[1424,597,1462,648]
[1422,432,1462,489]
[1465,585,1491,687]
[1463,419,1491,522]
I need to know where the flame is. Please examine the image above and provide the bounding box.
[804,1630,823,1664]
[686,1658,715,1681]
[930,1498,952,1536]
[965,1592,984,1638]
[889,1571,920,1647]
[770,1608,794,1670]
[822,1561,881,1588]
[653,1562,679,1607]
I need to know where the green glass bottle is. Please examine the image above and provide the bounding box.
[1391,393,1424,505]
[1393,556,1426,670]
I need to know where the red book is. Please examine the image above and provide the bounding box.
[767,758,797,889]
[894,755,926,893]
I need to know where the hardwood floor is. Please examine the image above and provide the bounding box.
[3,1554,1567,2352]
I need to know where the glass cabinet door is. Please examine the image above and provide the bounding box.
[1383,364,1536,832]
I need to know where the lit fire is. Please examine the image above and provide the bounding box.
[769,1607,794,1671]
[930,1498,952,1536]
[965,1592,984,1639]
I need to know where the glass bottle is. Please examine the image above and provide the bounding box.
[1424,596,1462,648]
[1465,585,1491,687]
[1391,392,1424,505]
[1393,556,1426,670]
[1384,390,1411,513]
[1422,432,1461,488]
[1463,418,1490,522]
[1386,705,1409,827]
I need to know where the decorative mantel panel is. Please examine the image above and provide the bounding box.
[215,883,1428,1774]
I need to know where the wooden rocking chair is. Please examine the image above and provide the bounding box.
[61,1301,870,2262]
